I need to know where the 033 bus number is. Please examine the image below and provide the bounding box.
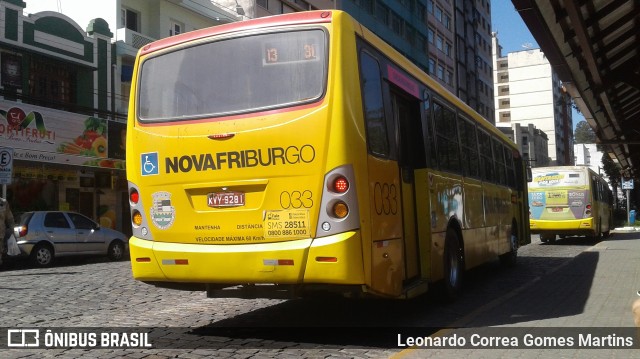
[374,182,398,215]
[280,190,313,209]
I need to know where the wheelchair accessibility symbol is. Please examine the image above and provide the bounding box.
[141,152,159,176]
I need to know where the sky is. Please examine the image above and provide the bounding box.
[491,2,585,130]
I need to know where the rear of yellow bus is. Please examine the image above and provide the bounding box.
[528,167,595,241]
[126,11,369,298]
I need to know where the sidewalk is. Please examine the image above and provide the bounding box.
[393,230,640,358]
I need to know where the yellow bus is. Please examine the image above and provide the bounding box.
[126,10,530,299]
[529,166,613,242]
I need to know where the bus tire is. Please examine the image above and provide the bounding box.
[500,222,518,267]
[591,222,602,242]
[443,228,463,302]
[540,233,555,243]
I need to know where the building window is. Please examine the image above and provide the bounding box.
[281,3,295,13]
[121,7,140,32]
[294,0,311,10]
[428,28,434,44]
[444,42,452,57]
[170,20,183,36]
[404,26,414,45]
[28,56,76,110]
[444,14,451,30]
[436,35,443,51]
[428,58,435,74]
[376,3,389,25]
[358,0,374,14]
[435,6,443,22]
[437,65,444,80]
[445,70,453,85]
[391,13,403,36]
[257,0,268,9]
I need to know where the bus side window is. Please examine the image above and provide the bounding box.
[493,138,506,185]
[478,130,494,182]
[504,145,516,188]
[458,117,480,179]
[433,101,460,174]
[422,90,437,169]
[359,51,390,157]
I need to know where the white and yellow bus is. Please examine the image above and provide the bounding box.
[126,10,530,299]
[529,166,613,242]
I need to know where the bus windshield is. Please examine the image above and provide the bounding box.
[138,29,327,122]
[529,169,587,188]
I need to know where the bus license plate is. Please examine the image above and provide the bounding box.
[552,207,564,212]
[207,191,245,207]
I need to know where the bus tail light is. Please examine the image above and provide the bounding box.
[585,204,592,215]
[333,177,349,193]
[130,189,140,204]
[132,210,143,226]
[333,201,349,218]
[128,182,153,241]
[316,165,360,238]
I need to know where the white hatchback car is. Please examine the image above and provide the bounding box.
[13,211,129,267]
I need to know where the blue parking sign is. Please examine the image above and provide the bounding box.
[0,147,13,185]
[141,152,159,176]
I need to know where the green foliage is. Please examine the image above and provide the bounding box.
[601,153,621,186]
[574,121,597,143]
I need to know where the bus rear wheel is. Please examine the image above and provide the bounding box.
[500,222,518,267]
[443,228,464,302]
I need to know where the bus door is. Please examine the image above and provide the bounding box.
[392,89,425,283]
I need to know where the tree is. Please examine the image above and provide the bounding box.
[574,121,597,143]
[601,151,621,197]
[573,121,621,194]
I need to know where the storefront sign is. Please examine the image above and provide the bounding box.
[0,100,125,169]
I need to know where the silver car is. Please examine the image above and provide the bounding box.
[13,211,129,267]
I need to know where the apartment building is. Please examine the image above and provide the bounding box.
[499,123,549,168]
[492,31,573,165]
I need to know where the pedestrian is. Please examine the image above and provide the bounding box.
[0,196,15,265]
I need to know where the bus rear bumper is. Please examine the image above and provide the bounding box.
[530,218,594,234]
[129,231,364,288]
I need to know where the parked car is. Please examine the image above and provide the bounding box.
[13,211,129,267]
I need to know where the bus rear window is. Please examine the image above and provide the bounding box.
[137,29,327,122]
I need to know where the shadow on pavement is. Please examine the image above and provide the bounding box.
[184,237,615,348]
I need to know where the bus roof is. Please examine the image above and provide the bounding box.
[139,10,333,56]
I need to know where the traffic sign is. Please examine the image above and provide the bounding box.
[622,177,634,190]
[0,146,13,185]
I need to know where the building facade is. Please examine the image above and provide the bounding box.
[0,0,131,233]
[453,0,494,123]
[499,123,549,168]
[574,143,604,175]
[492,32,574,166]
